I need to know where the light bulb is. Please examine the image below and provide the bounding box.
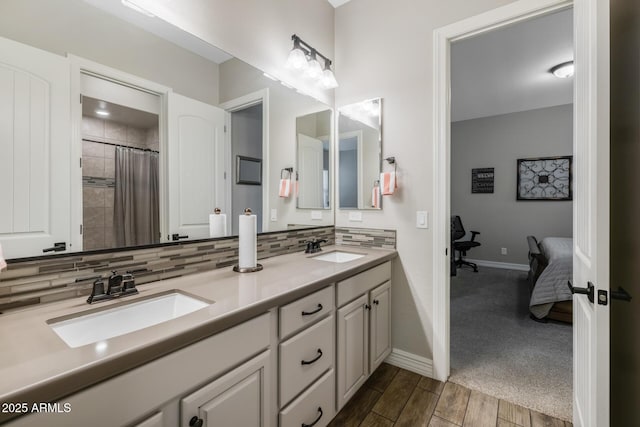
[286,47,308,70]
[305,56,323,79]
[320,69,338,89]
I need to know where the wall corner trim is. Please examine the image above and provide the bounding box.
[384,348,434,378]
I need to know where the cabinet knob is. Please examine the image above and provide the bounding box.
[364,304,371,310]
[189,416,204,427]
[373,299,379,305]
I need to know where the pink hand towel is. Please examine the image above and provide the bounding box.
[0,243,7,271]
[380,172,397,195]
[279,178,291,198]
[372,185,380,208]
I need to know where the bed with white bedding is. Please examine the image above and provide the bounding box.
[527,236,573,322]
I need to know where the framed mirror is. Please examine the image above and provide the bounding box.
[296,110,332,210]
[337,98,383,210]
[0,0,334,259]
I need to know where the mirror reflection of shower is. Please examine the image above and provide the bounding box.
[80,76,161,250]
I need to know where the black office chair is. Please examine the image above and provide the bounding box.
[451,215,481,272]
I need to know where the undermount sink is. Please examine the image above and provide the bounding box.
[311,251,365,263]
[49,291,211,348]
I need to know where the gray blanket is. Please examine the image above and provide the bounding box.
[530,237,573,319]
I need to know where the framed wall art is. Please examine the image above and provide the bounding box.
[517,156,572,201]
[236,155,262,185]
[471,167,495,193]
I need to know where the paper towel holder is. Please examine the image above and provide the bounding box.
[233,208,264,273]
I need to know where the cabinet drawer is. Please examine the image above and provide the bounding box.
[337,261,391,307]
[280,315,334,406]
[280,369,335,427]
[280,285,334,339]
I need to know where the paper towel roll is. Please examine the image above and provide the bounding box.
[238,213,257,269]
[209,213,227,238]
[0,243,6,271]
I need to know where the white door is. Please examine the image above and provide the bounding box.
[0,37,71,258]
[337,294,369,410]
[297,134,324,208]
[572,0,610,425]
[168,93,225,241]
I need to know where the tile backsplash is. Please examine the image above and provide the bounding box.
[0,226,334,313]
[335,227,397,250]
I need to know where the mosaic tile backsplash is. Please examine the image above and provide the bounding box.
[335,227,397,250]
[0,227,335,313]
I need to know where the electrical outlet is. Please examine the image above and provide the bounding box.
[349,211,363,222]
[501,247,508,255]
[311,211,322,220]
[270,209,277,221]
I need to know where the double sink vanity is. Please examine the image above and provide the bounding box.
[0,246,396,426]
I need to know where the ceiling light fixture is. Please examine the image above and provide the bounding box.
[550,61,574,78]
[95,110,110,117]
[285,34,338,89]
[121,0,155,17]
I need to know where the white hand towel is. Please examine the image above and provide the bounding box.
[380,172,397,195]
[0,243,7,271]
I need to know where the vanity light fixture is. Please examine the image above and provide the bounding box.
[550,60,574,78]
[285,34,338,89]
[95,110,110,117]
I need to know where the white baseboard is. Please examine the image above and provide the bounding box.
[465,258,529,272]
[384,348,434,377]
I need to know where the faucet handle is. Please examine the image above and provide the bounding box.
[87,277,108,304]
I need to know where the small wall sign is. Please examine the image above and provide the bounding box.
[472,168,495,193]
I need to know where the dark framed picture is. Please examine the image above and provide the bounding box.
[517,156,572,201]
[471,168,494,193]
[236,155,262,185]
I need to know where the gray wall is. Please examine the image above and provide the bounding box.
[451,104,573,264]
[610,0,640,423]
[231,104,263,234]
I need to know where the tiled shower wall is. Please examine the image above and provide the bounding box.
[81,116,159,250]
[0,226,396,313]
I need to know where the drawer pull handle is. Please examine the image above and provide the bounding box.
[302,407,323,427]
[189,416,203,427]
[302,303,323,316]
[301,349,323,365]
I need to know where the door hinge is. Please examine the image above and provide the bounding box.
[224,171,227,179]
[445,248,448,256]
[80,94,83,104]
[224,125,227,133]
[80,224,83,235]
[79,158,82,168]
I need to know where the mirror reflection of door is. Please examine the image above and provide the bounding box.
[339,133,362,209]
[296,110,332,210]
[81,74,160,250]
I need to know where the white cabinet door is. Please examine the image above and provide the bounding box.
[370,281,391,372]
[168,93,226,242]
[0,36,71,258]
[336,294,369,410]
[181,350,271,427]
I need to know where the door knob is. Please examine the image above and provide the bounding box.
[567,281,594,304]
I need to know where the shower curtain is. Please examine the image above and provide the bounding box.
[114,147,160,247]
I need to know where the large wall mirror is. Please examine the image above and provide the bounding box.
[0,0,333,259]
[338,99,382,210]
[296,110,332,210]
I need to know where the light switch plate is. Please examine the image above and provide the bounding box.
[311,211,322,220]
[348,211,363,222]
[416,211,429,229]
[270,209,277,221]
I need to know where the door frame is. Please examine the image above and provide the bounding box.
[430,0,574,381]
[69,55,171,249]
[219,89,270,233]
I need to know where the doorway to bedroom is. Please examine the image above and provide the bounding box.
[448,7,574,421]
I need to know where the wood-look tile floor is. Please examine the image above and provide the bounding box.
[328,363,572,427]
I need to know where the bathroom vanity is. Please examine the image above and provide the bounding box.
[0,246,395,426]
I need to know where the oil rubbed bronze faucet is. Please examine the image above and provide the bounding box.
[305,238,328,254]
[85,271,139,304]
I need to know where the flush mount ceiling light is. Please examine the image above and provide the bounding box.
[95,110,110,117]
[285,34,338,89]
[550,61,574,78]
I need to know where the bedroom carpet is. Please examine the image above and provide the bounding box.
[450,266,573,421]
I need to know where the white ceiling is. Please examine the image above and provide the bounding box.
[83,97,159,129]
[327,0,352,7]
[451,8,573,122]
